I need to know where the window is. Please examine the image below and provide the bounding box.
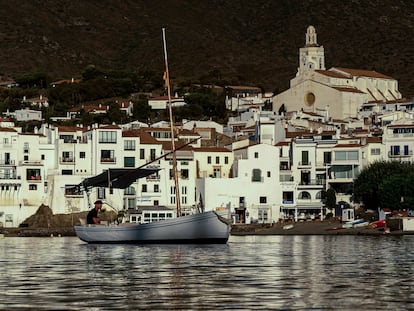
[252,169,262,182]
[80,152,86,158]
[301,151,309,165]
[323,152,332,164]
[225,156,229,164]
[26,169,41,180]
[124,140,136,150]
[62,151,73,162]
[260,196,267,204]
[140,149,145,159]
[97,187,106,199]
[29,184,37,190]
[62,170,73,175]
[65,185,83,196]
[299,191,311,200]
[181,169,189,179]
[24,155,28,161]
[41,154,45,160]
[254,152,259,158]
[335,151,359,161]
[154,184,159,192]
[101,150,115,162]
[283,192,294,204]
[124,157,135,167]
[258,208,268,223]
[99,131,117,143]
[370,148,380,155]
[267,171,271,178]
[207,156,211,164]
[150,149,156,161]
[124,186,136,195]
[59,134,74,143]
[390,146,400,156]
[213,168,221,178]
[215,156,220,164]
[24,142,29,153]
[142,184,147,192]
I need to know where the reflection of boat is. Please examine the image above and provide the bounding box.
[74,29,230,244]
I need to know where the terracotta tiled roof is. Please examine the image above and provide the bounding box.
[334,143,362,148]
[57,126,81,132]
[0,127,17,132]
[99,125,121,130]
[193,147,231,152]
[332,87,365,94]
[315,70,350,78]
[333,67,394,80]
[275,141,290,146]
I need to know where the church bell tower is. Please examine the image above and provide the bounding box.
[297,26,325,75]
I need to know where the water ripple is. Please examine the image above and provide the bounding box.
[1,236,414,309]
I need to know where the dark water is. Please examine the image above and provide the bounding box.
[1,235,414,310]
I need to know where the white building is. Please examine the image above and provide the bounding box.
[273,26,402,120]
[197,143,281,224]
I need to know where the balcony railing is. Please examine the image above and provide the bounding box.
[60,157,75,164]
[100,157,116,164]
[388,150,413,158]
[298,161,311,167]
[146,175,160,182]
[298,179,326,186]
[0,160,15,166]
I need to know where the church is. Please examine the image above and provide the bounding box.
[272,26,402,120]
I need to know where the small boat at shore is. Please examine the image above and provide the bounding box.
[75,210,230,244]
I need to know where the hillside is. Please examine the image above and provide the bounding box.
[1,0,414,96]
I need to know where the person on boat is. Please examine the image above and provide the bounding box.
[87,200,103,224]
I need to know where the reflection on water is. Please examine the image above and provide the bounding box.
[1,235,414,310]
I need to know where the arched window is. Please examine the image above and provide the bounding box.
[299,191,311,200]
[316,191,326,200]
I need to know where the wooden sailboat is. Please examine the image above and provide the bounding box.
[74,29,230,244]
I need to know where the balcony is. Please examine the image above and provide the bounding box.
[0,159,15,166]
[60,157,75,164]
[100,157,116,164]
[388,150,413,158]
[19,160,43,166]
[297,161,312,168]
[297,179,325,189]
[146,175,160,182]
[316,162,331,169]
[0,173,19,180]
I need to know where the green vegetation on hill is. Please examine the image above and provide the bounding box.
[0,0,413,97]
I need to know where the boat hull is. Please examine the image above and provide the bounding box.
[74,211,230,244]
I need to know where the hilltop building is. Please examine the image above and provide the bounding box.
[272,26,402,120]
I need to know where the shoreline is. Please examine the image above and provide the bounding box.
[230,220,410,236]
[1,220,411,237]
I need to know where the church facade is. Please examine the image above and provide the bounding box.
[272,26,402,120]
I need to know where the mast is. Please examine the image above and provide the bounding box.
[162,28,181,217]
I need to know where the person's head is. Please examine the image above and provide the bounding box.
[94,200,103,210]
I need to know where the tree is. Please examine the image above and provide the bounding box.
[326,187,336,210]
[354,161,414,210]
[378,171,414,211]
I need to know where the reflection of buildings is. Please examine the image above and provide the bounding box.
[273,26,402,120]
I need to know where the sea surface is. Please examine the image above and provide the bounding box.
[1,234,414,310]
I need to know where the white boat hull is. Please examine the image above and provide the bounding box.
[75,211,230,244]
